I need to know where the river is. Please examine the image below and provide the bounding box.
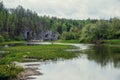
[10,42,120,80]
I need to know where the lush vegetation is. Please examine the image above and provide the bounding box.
[0,44,78,64]
[80,19,120,43]
[0,44,79,79]
[0,1,120,43]
[0,64,23,80]
[1,1,120,80]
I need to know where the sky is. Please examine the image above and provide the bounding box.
[2,0,120,19]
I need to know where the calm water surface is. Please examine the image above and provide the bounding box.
[30,44,120,80]
[1,42,120,80]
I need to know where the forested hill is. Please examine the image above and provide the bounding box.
[0,1,120,43]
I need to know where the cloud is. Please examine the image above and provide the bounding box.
[2,0,120,19]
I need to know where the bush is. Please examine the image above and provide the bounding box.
[2,32,10,41]
[61,32,79,40]
[14,35,24,41]
[0,64,24,80]
[0,35,4,43]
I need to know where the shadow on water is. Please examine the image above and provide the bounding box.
[84,44,120,68]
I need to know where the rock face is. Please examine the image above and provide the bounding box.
[44,30,59,41]
[23,28,59,41]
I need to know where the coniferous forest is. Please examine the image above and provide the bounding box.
[0,1,120,43]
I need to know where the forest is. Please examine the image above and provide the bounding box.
[0,1,120,43]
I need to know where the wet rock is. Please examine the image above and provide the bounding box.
[17,68,42,80]
[4,45,9,48]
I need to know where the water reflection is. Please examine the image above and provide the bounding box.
[30,44,120,80]
[85,44,120,68]
[33,54,120,80]
[1,42,120,80]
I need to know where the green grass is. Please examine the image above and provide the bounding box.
[56,39,80,43]
[0,44,78,64]
[0,41,26,45]
[104,39,120,44]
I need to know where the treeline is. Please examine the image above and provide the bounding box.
[80,18,120,43]
[0,1,120,43]
[0,1,46,41]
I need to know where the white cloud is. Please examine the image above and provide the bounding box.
[2,0,120,19]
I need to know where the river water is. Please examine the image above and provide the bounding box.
[1,42,120,80]
[21,42,120,80]
[33,56,120,80]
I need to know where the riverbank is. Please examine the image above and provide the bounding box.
[0,42,79,79]
[0,44,78,64]
[0,41,26,45]
[55,40,80,43]
[0,40,120,80]
[15,62,43,80]
[104,39,120,44]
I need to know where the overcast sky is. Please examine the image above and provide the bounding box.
[2,0,120,19]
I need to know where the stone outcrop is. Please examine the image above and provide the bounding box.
[23,28,59,41]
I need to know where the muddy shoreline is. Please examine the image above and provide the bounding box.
[15,62,43,80]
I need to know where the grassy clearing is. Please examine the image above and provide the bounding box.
[56,40,80,43]
[0,44,78,64]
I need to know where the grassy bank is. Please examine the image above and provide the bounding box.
[0,64,23,80]
[104,39,120,44]
[0,44,79,79]
[0,41,26,45]
[56,40,80,43]
[0,44,78,64]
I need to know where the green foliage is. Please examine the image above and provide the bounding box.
[0,35,4,43]
[110,18,120,39]
[61,26,80,40]
[2,32,10,41]
[80,20,112,43]
[80,23,96,43]
[61,32,78,40]
[0,64,23,80]
[0,2,120,43]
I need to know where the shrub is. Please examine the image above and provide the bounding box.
[0,64,24,80]
[2,32,10,41]
[0,35,4,43]
[61,32,79,40]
